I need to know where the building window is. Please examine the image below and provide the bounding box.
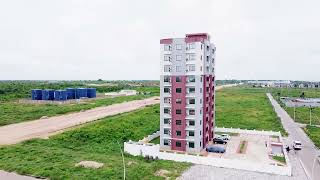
[176,55,182,61]
[189,99,195,104]
[164,108,170,114]
[176,141,182,147]
[187,43,195,49]
[164,65,171,72]
[188,75,195,82]
[189,120,195,126]
[176,131,181,136]
[187,54,196,61]
[164,87,170,93]
[176,120,182,125]
[176,76,182,82]
[164,97,171,103]
[189,142,195,148]
[176,109,182,115]
[164,76,170,82]
[189,131,195,136]
[207,45,209,51]
[164,139,169,146]
[189,109,195,115]
[176,44,182,50]
[206,56,209,62]
[164,55,171,61]
[164,129,169,135]
[164,118,169,124]
[206,66,209,72]
[176,98,182,104]
[164,45,171,51]
[176,66,182,72]
[188,65,195,72]
[188,87,195,93]
[176,88,182,93]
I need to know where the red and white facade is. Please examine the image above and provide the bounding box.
[160,33,216,153]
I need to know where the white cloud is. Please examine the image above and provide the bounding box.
[0,0,319,81]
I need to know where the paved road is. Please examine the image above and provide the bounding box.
[267,93,320,180]
[0,97,159,145]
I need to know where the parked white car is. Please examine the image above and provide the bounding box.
[217,134,231,141]
[293,141,302,150]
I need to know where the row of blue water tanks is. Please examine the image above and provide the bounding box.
[31,88,96,101]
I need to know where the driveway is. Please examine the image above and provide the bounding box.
[267,93,320,180]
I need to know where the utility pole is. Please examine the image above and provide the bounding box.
[294,104,296,121]
[310,106,312,126]
[116,140,126,180]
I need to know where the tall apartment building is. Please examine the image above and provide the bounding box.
[160,33,216,153]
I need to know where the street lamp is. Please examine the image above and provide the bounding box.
[115,140,126,180]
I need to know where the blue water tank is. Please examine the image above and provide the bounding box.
[66,88,76,99]
[54,90,67,101]
[76,88,87,99]
[42,89,55,100]
[31,89,43,100]
[87,88,96,98]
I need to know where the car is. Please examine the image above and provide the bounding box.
[213,138,227,144]
[220,134,231,140]
[293,141,302,150]
[206,145,226,153]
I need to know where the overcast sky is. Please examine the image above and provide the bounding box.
[0,0,319,81]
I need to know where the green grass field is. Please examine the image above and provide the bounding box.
[270,88,320,125]
[216,87,287,135]
[0,105,190,179]
[0,86,290,179]
[304,125,320,148]
[0,94,154,126]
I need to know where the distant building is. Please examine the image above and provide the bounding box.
[247,80,291,88]
[160,33,216,153]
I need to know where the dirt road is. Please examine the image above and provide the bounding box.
[0,97,159,145]
[0,84,237,146]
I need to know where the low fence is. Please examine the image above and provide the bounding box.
[216,127,282,137]
[124,142,292,176]
[19,98,97,105]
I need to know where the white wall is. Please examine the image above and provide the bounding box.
[125,127,291,176]
[124,142,292,176]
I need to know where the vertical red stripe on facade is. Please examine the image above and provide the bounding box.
[202,75,214,148]
[171,76,187,151]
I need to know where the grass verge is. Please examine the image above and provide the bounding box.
[149,137,160,144]
[303,125,320,149]
[0,104,190,179]
[216,87,287,135]
[272,156,286,164]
